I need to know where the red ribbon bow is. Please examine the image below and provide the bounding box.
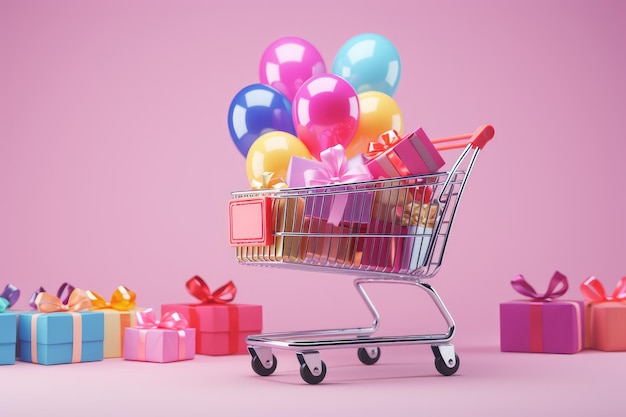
[511,271,568,300]
[185,276,236,304]
[365,130,401,158]
[135,308,188,330]
[580,276,626,303]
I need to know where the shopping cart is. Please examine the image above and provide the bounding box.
[228,124,494,384]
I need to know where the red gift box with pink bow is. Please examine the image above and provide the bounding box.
[500,272,585,354]
[580,276,626,351]
[161,276,262,356]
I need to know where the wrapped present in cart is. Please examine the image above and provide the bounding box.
[228,124,495,384]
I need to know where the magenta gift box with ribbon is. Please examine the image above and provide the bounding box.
[161,276,262,356]
[1,284,20,365]
[499,271,584,354]
[123,308,195,363]
[286,144,374,226]
[364,129,445,179]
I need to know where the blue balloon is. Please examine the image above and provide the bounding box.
[332,33,401,97]
[227,84,296,157]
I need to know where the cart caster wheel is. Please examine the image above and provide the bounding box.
[357,347,381,365]
[251,354,277,377]
[300,360,327,385]
[434,354,460,376]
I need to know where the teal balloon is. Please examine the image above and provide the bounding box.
[332,33,401,96]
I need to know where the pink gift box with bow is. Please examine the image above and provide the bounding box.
[286,144,374,226]
[580,276,626,351]
[123,308,195,363]
[365,129,445,179]
[500,271,584,354]
[161,276,262,356]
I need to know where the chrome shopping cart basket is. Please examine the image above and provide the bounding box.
[228,124,494,384]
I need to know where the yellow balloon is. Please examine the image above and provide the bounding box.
[345,91,404,159]
[246,131,312,185]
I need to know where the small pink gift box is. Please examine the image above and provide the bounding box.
[161,277,262,356]
[123,309,195,363]
[500,272,584,354]
[286,144,373,226]
[365,129,445,179]
[580,276,626,351]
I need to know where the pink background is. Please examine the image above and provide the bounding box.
[2,0,625,350]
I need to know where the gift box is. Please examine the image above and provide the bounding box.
[500,272,584,354]
[161,277,262,355]
[86,286,141,358]
[365,129,445,179]
[286,144,374,226]
[123,309,195,363]
[580,276,626,351]
[302,216,357,266]
[360,200,438,272]
[235,173,308,263]
[18,288,104,365]
[0,284,20,365]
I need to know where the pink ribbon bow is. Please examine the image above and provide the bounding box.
[303,144,372,225]
[135,308,188,330]
[580,276,626,303]
[511,271,568,300]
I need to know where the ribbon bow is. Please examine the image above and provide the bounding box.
[86,286,136,311]
[304,145,372,187]
[0,284,20,313]
[34,288,92,313]
[365,130,401,159]
[29,282,75,310]
[250,171,288,190]
[511,271,568,301]
[135,308,188,330]
[580,276,626,303]
[396,202,439,227]
[186,275,236,304]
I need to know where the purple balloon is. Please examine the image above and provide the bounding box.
[292,74,360,160]
[259,37,326,102]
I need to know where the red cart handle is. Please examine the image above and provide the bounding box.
[431,124,495,151]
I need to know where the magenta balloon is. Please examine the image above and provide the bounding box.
[292,74,360,160]
[259,37,326,102]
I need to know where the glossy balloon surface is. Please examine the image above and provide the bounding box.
[259,37,326,102]
[292,74,360,160]
[332,33,401,96]
[228,84,295,157]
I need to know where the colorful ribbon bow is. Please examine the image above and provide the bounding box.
[250,171,288,190]
[186,275,236,304]
[29,282,75,310]
[304,144,372,187]
[580,276,626,303]
[86,286,136,311]
[511,271,568,301]
[365,130,401,158]
[34,288,92,313]
[0,284,20,313]
[135,308,188,330]
[396,202,439,227]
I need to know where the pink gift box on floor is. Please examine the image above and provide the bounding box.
[161,277,262,356]
[580,276,626,351]
[122,309,195,363]
[365,129,445,179]
[500,272,584,354]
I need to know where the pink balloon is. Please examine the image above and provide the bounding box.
[259,37,326,102]
[292,74,360,160]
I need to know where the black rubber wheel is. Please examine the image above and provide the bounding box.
[357,347,381,365]
[300,360,327,384]
[251,354,277,377]
[434,353,460,376]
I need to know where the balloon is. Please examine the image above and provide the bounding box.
[345,91,404,159]
[245,131,312,185]
[228,84,296,157]
[332,33,401,96]
[259,36,326,102]
[292,74,360,160]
